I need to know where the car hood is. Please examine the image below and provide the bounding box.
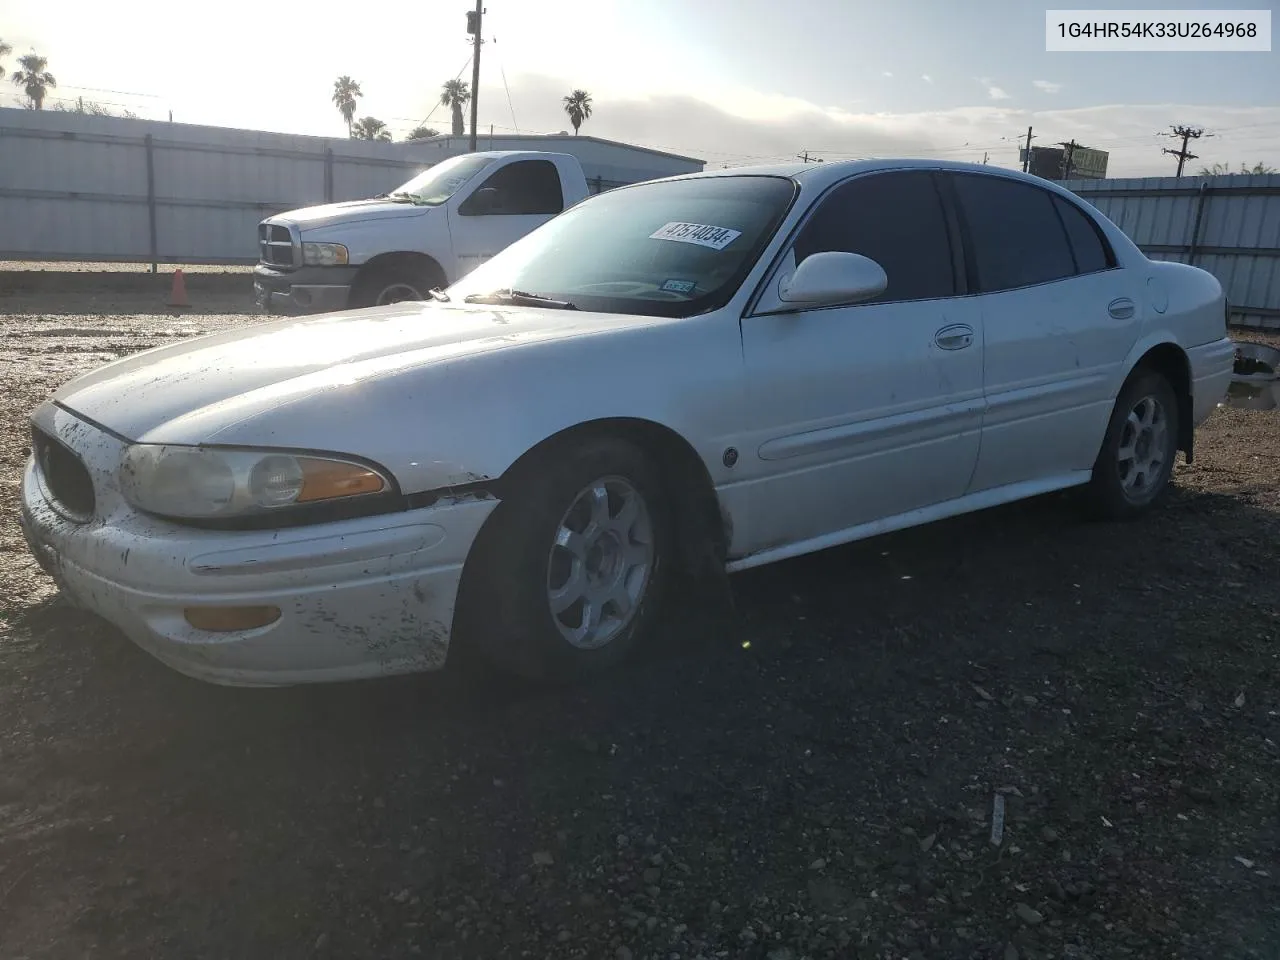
[52,302,661,443]
[271,198,426,229]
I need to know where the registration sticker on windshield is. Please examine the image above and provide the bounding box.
[661,278,697,294]
[649,222,742,251]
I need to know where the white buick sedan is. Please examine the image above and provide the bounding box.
[19,159,1235,686]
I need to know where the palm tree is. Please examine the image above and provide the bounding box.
[332,76,362,136]
[0,39,12,79]
[11,52,56,110]
[562,89,593,135]
[351,116,392,142]
[440,79,470,137]
[405,125,440,141]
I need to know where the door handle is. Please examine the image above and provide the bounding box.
[934,324,974,350]
[1108,297,1136,320]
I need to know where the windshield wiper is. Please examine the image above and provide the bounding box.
[386,191,426,205]
[462,289,578,310]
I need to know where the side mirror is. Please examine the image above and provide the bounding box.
[466,186,501,215]
[778,251,887,307]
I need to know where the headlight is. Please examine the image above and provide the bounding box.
[302,242,349,266]
[120,445,391,520]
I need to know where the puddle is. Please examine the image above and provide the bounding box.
[1225,341,1280,411]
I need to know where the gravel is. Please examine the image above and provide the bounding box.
[2,279,1279,959]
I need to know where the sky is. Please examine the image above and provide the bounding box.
[1,0,1278,176]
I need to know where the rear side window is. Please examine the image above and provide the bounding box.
[793,170,956,302]
[951,174,1075,292]
[1052,194,1114,273]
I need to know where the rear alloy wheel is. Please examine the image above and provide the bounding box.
[1087,368,1179,519]
[462,438,673,682]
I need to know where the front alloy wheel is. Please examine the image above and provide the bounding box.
[461,437,673,681]
[374,281,424,306]
[547,477,655,651]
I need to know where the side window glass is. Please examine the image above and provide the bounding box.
[460,160,565,216]
[1052,194,1113,274]
[951,174,1076,292]
[791,171,955,303]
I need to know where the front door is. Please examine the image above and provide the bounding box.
[447,158,566,280]
[737,170,985,555]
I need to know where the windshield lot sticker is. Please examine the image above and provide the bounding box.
[661,278,698,294]
[649,222,742,250]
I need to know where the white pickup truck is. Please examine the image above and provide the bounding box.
[253,150,591,314]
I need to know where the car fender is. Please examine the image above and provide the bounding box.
[199,311,747,504]
[302,210,447,268]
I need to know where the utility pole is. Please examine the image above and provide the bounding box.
[798,150,823,163]
[1161,124,1203,178]
[1022,126,1034,172]
[1058,139,1078,180]
[982,152,989,165]
[466,0,484,153]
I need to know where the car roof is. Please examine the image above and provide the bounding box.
[672,157,1071,194]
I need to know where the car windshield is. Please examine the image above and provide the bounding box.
[446,175,798,318]
[389,155,496,206]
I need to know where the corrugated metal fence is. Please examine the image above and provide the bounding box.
[1065,173,1280,331]
[0,109,695,267]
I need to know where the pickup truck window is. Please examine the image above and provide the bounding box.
[447,174,798,319]
[391,154,495,206]
[458,159,565,217]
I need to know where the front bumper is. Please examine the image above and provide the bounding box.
[18,402,498,687]
[253,264,359,315]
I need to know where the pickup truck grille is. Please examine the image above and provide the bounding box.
[259,223,296,268]
[32,425,95,521]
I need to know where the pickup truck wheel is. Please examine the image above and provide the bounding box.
[352,261,444,308]
[1087,368,1179,520]
[463,438,675,683]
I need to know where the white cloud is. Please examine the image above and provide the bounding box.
[1034,80,1064,94]
[7,58,1277,181]
[922,74,933,83]
[882,71,894,78]
[988,86,1011,100]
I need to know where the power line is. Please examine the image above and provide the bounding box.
[416,53,473,129]
[499,63,518,135]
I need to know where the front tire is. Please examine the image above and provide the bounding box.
[462,437,675,682]
[1087,368,1180,520]
[351,261,444,308]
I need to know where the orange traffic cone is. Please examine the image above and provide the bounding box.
[168,268,189,308]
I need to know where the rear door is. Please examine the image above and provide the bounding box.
[944,172,1143,491]
[447,158,566,279]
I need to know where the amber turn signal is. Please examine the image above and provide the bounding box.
[297,459,386,503]
[184,605,282,632]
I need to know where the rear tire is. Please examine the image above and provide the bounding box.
[1086,368,1180,520]
[351,260,444,308]
[461,437,675,683]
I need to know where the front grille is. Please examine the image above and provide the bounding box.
[32,426,95,520]
[258,222,296,267]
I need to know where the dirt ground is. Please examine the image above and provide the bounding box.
[1,274,1279,960]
